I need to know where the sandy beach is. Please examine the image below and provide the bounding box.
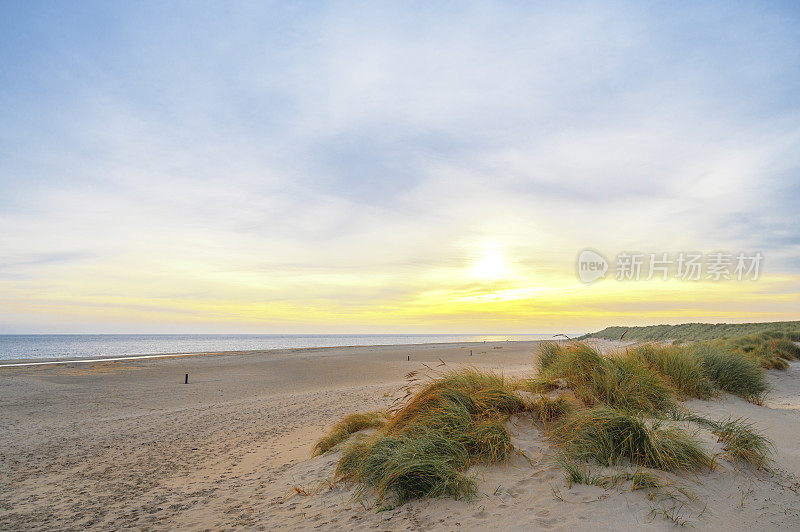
[1,340,799,530]
[5,2,800,530]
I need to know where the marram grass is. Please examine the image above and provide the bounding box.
[313,411,388,455]
[743,343,789,370]
[537,342,676,414]
[718,332,800,369]
[553,406,715,472]
[586,321,800,342]
[759,330,800,342]
[688,342,768,403]
[721,333,799,369]
[385,369,525,434]
[537,341,566,372]
[527,394,574,423]
[670,411,772,468]
[557,453,665,491]
[712,418,772,468]
[596,355,676,413]
[337,431,474,503]
[334,368,524,503]
[630,344,715,399]
[324,336,780,505]
[767,338,800,360]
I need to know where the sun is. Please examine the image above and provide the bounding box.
[472,248,508,281]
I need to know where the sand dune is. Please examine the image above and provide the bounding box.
[1,341,799,530]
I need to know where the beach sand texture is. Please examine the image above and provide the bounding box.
[1,340,799,530]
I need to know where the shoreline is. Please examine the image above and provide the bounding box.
[0,338,548,367]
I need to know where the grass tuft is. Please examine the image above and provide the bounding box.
[557,454,605,488]
[540,342,676,414]
[557,453,666,491]
[631,344,715,399]
[712,418,772,468]
[553,406,714,472]
[670,411,772,468]
[629,470,664,490]
[513,375,560,393]
[528,394,574,423]
[313,411,388,455]
[727,334,799,369]
[767,338,800,360]
[337,432,474,502]
[386,369,524,434]
[537,341,566,372]
[335,368,523,502]
[689,342,768,403]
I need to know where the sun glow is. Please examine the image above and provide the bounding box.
[472,248,508,281]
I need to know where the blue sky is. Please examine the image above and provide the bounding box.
[1,1,799,333]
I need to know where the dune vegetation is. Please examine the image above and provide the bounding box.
[553,405,714,471]
[726,333,800,369]
[334,369,525,502]
[630,344,716,399]
[535,342,677,414]
[585,320,800,342]
[312,411,389,456]
[669,411,773,467]
[312,333,796,506]
[687,342,768,403]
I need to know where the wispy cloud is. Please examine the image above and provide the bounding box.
[1,1,799,332]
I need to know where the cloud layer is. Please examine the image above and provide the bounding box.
[1,2,799,332]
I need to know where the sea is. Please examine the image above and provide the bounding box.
[0,334,557,362]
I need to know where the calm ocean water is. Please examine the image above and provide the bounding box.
[0,334,555,361]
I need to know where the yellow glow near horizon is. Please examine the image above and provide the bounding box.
[2,262,799,332]
[2,4,800,335]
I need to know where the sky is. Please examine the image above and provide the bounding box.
[1,1,799,334]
